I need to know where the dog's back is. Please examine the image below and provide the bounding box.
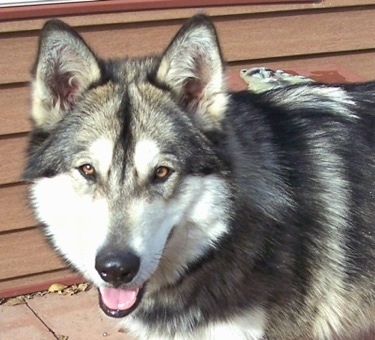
[226,83,375,338]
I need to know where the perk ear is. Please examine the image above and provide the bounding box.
[31,20,101,130]
[155,15,228,131]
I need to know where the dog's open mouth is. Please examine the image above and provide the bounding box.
[98,286,145,318]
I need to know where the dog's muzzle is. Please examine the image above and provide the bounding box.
[96,250,140,285]
[95,248,144,318]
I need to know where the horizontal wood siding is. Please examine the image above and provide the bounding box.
[0,229,66,279]
[0,184,36,232]
[0,85,30,136]
[1,0,375,298]
[0,0,315,21]
[0,136,27,185]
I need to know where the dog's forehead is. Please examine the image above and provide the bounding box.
[89,137,115,175]
[122,81,181,142]
[76,81,123,130]
[75,71,185,162]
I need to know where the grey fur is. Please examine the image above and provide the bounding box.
[24,15,375,339]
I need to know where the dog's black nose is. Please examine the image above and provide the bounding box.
[95,249,140,285]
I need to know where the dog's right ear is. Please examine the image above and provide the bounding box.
[31,20,101,130]
[155,15,228,131]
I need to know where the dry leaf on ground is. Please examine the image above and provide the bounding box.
[48,282,90,295]
[48,283,68,293]
[57,335,69,340]
[2,282,91,306]
[2,296,26,306]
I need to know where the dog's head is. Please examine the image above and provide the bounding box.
[24,15,231,318]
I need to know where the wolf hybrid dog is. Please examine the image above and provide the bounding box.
[24,14,375,339]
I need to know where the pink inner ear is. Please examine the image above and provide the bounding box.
[64,84,79,105]
[53,72,81,110]
[182,77,205,108]
[63,75,80,104]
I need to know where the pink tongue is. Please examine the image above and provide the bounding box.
[99,287,139,311]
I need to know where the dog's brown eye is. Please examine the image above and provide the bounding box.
[78,164,96,178]
[154,166,171,181]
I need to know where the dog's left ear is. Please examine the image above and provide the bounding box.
[31,20,102,130]
[156,15,228,131]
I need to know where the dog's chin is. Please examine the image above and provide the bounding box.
[98,286,145,318]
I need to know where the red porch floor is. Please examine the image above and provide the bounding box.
[0,286,133,340]
[1,285,375,339]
